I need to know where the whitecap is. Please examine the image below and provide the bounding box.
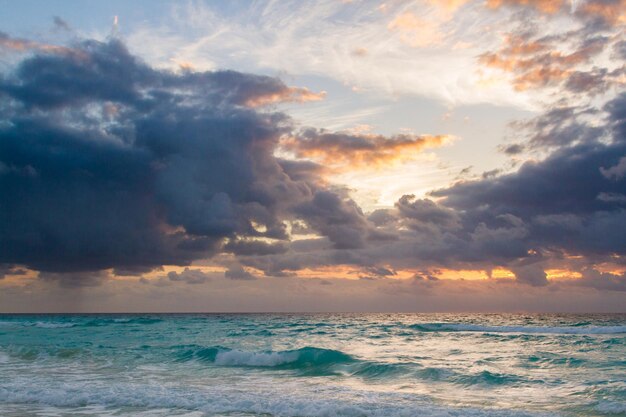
[33,322,75,329]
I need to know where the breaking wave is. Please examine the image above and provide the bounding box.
[176,346,355,368]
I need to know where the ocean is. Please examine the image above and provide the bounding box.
[0,313,624,416]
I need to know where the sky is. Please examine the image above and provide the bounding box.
[0,0,625,312]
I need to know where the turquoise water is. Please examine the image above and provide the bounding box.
[0,314,624,416]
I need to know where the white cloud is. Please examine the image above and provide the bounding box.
[125,0,540,109]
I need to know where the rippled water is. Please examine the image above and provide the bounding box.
[0,314,624,416]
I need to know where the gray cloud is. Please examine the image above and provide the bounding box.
[294,191,372,249]
[0,265,27,279]
[224,264,257,280]
[38,271,108,288]
[511,264,548,287]
[600,156,626,180]
[224,239,288,256]
[52,16,71,32]
[167,268,211,285]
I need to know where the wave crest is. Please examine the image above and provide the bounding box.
[177,346,354,368]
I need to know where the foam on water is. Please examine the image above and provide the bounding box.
[596,401,626,414]
[32,322,75,329]
[0,379,555,417]
[409,323,626,334]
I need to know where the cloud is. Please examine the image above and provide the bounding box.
[600,156,626,180]
[597,192,626,203]
[0,32,78,56]
[510,264,548,286]
[224,239,288,256]
[0,39,323,109]
[0,37,332,275]
[479,35,609,91]
[38,271,108,288]
[395,195,461,232]
[432,92,626,260]
[475,0,625,100]
[1,29,625,296]
[577,268,626,291]
[294,191,373,249]
[281,128,451,170]
[577,0,626,27]
[232,93,626,284]
[0,265,27,279]
[244,87,326,107]
[53,17,71,32]
[388,11,446,47]
[485,0,565,14]
[167,268,211,284]
[127,0,541,108]
[224,264,257,280]
[484,0,626,27]
[510,104,603,149]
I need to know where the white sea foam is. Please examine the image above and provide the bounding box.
[415,323,626,334]
[0,380,554,417]
[596,401,626,414]
[32,322,75,329]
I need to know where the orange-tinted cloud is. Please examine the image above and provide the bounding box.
[479,35,607,90]
[388,12,445,47]
[485,0,565,14]
[579,0,626,26]
[427,0,470,13]
[486,0,625,26]
[281,129,452,169]
[245,87,326,107]
[0,32,78,56]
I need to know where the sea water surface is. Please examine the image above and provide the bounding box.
[0,313,624,416]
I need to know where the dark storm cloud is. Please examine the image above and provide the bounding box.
[0,37,341,275]
[224,239,288,256]
[293,190,384,249]
[431,93,626,260]
[394,195,460,232]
